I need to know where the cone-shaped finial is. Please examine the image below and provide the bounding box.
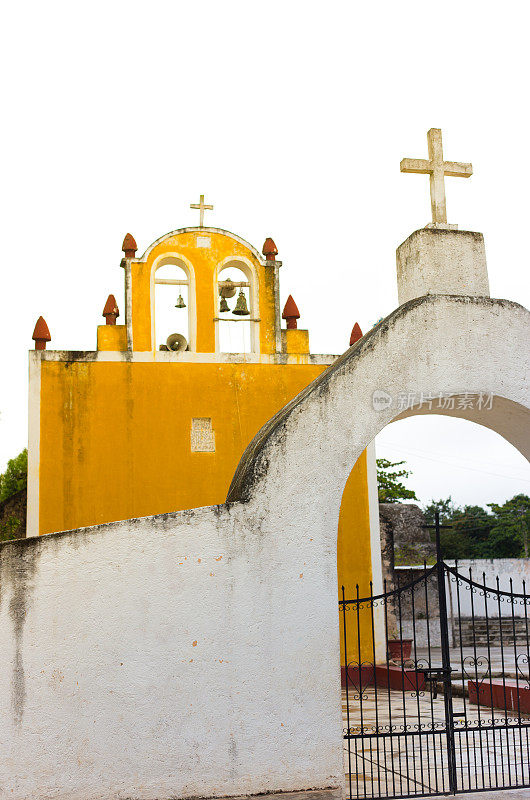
[282,295,300,330]
[32,316,51,350]
[262,237,278,260]
[122,233,137,258]
[349,322,363,346]
[103,294,120,325]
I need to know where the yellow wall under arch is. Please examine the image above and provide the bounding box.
[337,451,375,665]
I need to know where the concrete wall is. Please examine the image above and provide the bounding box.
[0,504,344,800]
[446,558,530,617]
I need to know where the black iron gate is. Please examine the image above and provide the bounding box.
[340,515,530,798]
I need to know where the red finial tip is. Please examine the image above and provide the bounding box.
[122,233,137,258]
[349,322,363,346]
[282,294,300,330]
[262,237,278,260]
[32,316,51,350]
[103,294,120,325]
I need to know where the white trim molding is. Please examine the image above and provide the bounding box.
[26,351,42,537]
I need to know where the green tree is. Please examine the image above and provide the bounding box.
[0,515,23,542]
[422,494,529,559]
[377,458,418,503]
[0,449,28,503]
[445,505,493,559]
[423,497,456,526]
[487,494,530,558]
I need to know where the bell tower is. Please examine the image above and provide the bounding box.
[117,223,283,356]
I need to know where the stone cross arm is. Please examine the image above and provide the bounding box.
[400,158,472,178]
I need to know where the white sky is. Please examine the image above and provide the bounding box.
[1,1,529,508]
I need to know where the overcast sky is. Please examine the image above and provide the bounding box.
[1,1,529,508]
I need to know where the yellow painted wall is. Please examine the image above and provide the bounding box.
[337,451,375,665]
[39,360,327,534]
[97,325,127,351]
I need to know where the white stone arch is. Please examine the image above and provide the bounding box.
[222,294,529,793]
[150,253,197,352]
[213,255,260,353]
[228,294,530,544]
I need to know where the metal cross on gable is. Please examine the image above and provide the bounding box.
[190,194,214,227]
[401,128,472,228]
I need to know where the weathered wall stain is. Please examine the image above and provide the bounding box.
[0,539,41,727]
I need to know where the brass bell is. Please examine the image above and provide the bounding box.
[219,296,230,313]
[220,278,236,299]
[175,293,186,309]
[232,290,250,316]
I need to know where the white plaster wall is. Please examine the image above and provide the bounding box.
[396,229,489,304]
[446,559,530,617]
[0,505,344,800]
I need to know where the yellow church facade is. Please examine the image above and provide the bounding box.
[27,219,380,621]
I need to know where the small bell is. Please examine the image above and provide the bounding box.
[232,290,250,316]
[175,293,186,309]
[219,296,230,313]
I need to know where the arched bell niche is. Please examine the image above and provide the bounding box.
[214,258,259,354]
[151,255,196,352]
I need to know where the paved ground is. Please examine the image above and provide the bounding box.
[417,645,522,680]
[343,683,530,798]
[222,787,530,800]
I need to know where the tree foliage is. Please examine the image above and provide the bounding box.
[0,449,28,503]
[423,494,530,559]
[377,458,418,503]
[487,494,530,558]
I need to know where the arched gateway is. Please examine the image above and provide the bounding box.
[228,293,530,513]
[225,290,529,799]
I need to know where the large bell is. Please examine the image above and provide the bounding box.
[232,290,250,316]
[175,293,186,309]
[219,296,230,313]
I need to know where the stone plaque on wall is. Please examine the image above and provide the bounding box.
[191,418,215,452]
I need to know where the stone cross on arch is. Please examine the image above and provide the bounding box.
[401,128,472,229]
[190,194,214,227]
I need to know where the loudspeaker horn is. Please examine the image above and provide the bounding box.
[166,333,188,352]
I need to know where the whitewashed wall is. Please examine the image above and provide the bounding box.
[446,559,530,617]
[0,505,344,800]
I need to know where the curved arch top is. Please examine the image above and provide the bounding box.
[227,294,530,509]
[138,227,265,264]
